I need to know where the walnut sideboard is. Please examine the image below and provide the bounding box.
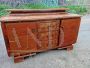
[0,8,81,63]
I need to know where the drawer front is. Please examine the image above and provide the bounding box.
[59,18,81,46]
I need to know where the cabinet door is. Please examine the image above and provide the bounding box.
[5,22,38,53]
[59,18,81,47]
[37,20,60,50]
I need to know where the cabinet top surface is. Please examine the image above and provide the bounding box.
[0,14,81,22]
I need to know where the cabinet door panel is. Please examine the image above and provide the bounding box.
[59,18,81,46]
[5,22,38,52]
[37,20,60,50]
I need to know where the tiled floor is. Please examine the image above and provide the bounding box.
[0,15,90,68]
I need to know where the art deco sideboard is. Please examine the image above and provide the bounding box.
[0,8,81,63]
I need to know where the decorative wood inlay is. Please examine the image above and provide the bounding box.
[27,28,42,47]
[12,28,21,48]
[59,27,64,46]
[48,24,52,49]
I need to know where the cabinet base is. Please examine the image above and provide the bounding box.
[57,45,73,51]
[14,53,36,63]
[13,45,73,63]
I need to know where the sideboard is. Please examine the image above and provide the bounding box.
[0,8,81,63]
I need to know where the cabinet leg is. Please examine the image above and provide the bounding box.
[14,53,36,63]
[67,45,73,51]
[14,56,24,63]
[14,53,24,63]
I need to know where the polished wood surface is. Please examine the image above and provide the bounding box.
[0,14,80,22]
[59,18,81,46]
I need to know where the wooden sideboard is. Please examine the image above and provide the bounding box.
[0,8,81,63]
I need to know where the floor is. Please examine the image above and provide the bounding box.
[0,15,90,68]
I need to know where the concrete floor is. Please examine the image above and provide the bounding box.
[0,15,90,68]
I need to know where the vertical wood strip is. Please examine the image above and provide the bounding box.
[59,27,64,46]
[48,24,52,49]
[12,28,21,48]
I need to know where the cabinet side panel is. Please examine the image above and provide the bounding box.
[1,22,11,56]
